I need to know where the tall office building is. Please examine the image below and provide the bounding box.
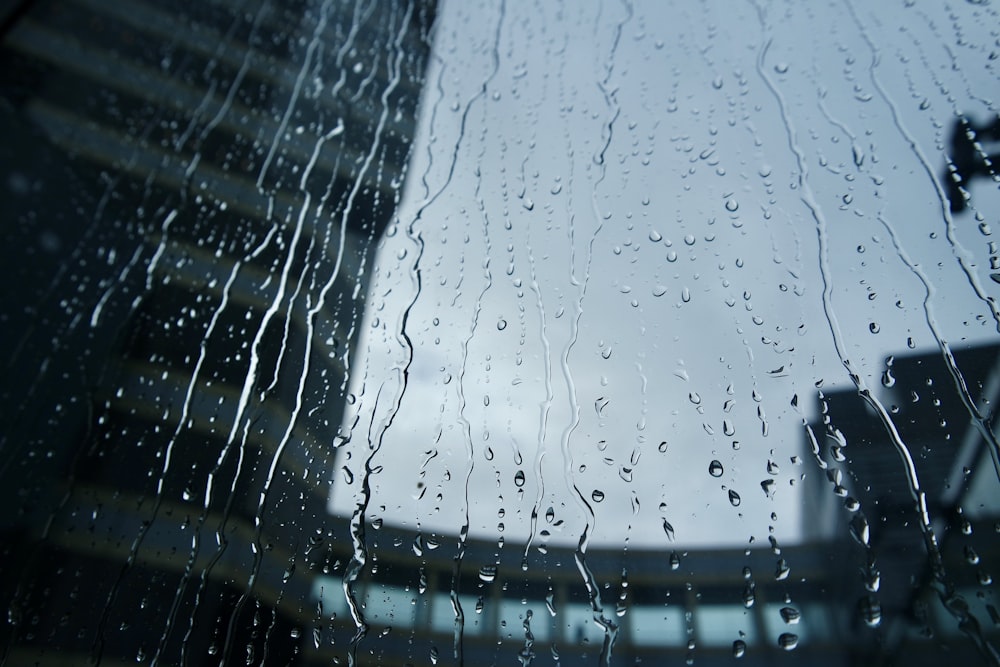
[804,342,1000,664]
[0,0,435,664]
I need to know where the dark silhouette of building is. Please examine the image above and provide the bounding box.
[805,342,1000,666]
[0,0,435,664]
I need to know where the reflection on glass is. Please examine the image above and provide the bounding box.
[629,604,686,647]
[363,584,418,629]
[561,603,608,647]
[698,605,758,647]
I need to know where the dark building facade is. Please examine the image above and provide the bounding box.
[804,342,1000,665]
[0,0,435,664]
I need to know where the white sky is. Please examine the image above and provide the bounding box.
[330,0,1000,551]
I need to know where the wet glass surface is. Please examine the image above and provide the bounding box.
[1,0,998,665]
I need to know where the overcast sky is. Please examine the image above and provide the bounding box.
[330,0,1000,551]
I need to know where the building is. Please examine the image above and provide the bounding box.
[0,0,435,664]
[803,342,1000,665]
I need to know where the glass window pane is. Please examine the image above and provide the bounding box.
[697,605,758,647]
[629,604,687,647]
[2,0,998,664]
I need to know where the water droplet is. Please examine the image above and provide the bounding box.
[595,396,610,418]
[775,559,790,581]
[743,582,756,608]
[852,144,865,167]
[774,62,789,74]
[859,595,882,628]
[514,470,525,487]
[709,460,724,477]
[681,287,691,303]
[497,318,507,331]
[662,518,676,541]
[592,489,605,503]
[863,562,881,592]
[479,565,497,583]
[728,489,742,507]
[545,591,557,616]
[649,229,663,242]
[689,392,702,405]
[725,198,739,212]
[760,479,776,498]
[849,513,870,546]
[733,640,747,658]
[778,633,799,651]
[869,322,879,334]
[670,551,681,570]
[779,607,801,624]
[684,234,696,246]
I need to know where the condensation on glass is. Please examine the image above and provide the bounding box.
[0,0,998,665]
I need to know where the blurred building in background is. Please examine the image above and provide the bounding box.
[0,0,434,663]
[804,342,1000,665]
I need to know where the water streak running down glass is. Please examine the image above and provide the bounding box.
[0,0,998,665]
